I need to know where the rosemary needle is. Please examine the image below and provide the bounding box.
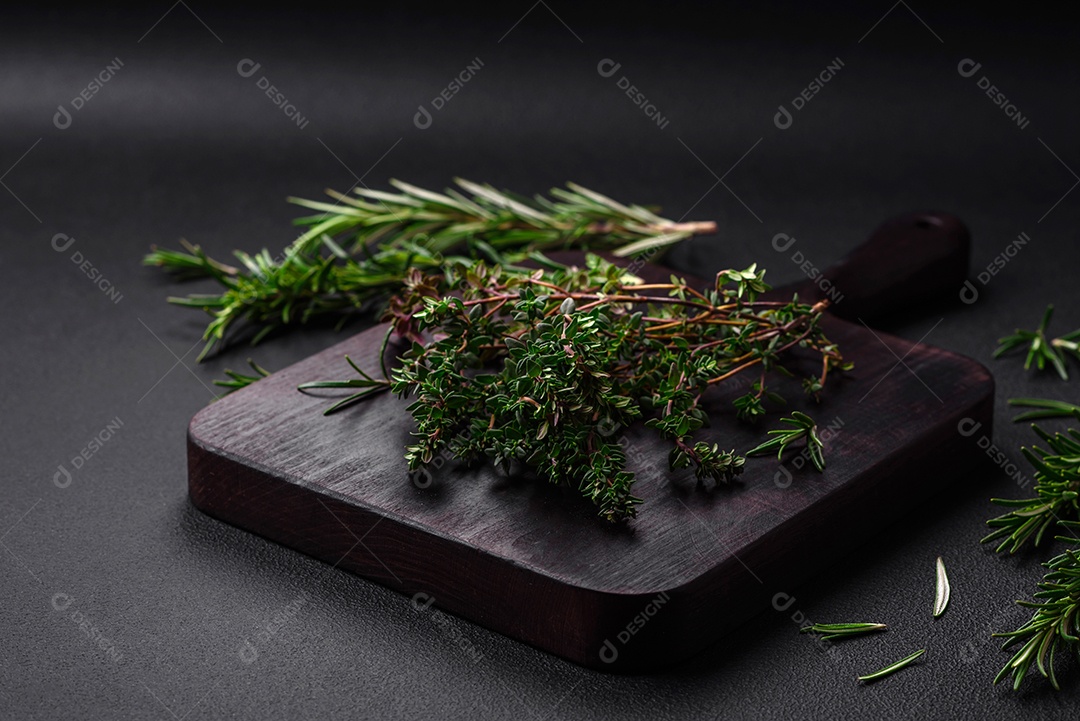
[933,556,950,618]
[1007,397,1080,422]
[799,623,887,642]
[858,649,926,683]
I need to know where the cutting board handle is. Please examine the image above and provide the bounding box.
[791,211,970,322]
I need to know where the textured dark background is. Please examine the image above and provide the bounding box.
[3,3,1080,719]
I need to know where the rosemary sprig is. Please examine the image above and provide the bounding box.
[993,523,1080,691]
[212,358,271,391]
[982,413,1080,553]
[297,328,395,414]
[298,355,392,415]
[799,622,887,642]
[933,556,950,618]
[994,305,1080,380]
[857,649,926,683]
[304,254,849,521]
[145,179,716,361]
[744,412,826,472]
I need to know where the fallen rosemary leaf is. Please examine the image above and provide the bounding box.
[857,649,926,683]
[933,556,950,618]
[1008,397,1080,423]
[799,622,886,642]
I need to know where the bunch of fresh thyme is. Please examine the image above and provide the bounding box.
[144,179,716,361]
[302,254,848,521]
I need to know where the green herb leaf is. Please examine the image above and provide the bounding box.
[800,622,887,641]
[1008,398,1080,422]
[933,556,950,618]
[857,649,926,683]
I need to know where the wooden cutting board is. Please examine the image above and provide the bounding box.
[187,212,993,672]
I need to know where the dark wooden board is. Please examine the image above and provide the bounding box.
[187,212,993,671]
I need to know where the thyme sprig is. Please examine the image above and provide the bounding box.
[145,179,717,361]
[994,305,1080,380]
[306,254,848,521]
[993,523,1080,691]
[983,413,1080,553]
